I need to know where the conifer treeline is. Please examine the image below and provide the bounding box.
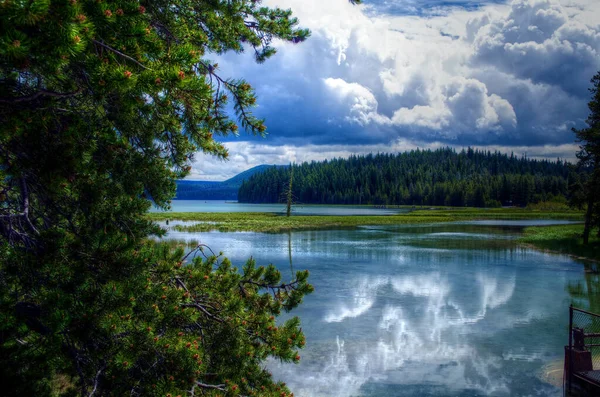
[237,148,572,207]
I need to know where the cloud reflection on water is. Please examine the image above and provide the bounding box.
[271,272,527,396]
[162,222,574,396]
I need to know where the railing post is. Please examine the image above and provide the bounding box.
[569,304,573,395]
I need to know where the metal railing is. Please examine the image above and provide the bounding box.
[568,305,600,394]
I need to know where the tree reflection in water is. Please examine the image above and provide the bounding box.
[568,261,600,312]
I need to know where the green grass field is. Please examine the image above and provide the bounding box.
[519,224,600,261]
[408,207,582,219]
[147,206,583,233]
[148,212,453,233]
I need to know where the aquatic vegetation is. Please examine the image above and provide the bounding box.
[520,224,600,261]
[147,207,583,233]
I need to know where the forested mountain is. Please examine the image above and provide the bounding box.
[175,165,277,199]
[174,180,236,200]
[238,148,572,207]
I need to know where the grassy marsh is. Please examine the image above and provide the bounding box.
[519,224,600,261]
[150,212,453,233]
[147,206,600,261]
[147,207,583,233]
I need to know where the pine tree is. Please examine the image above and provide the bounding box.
[572,71,600,244]
[0,0,322,395]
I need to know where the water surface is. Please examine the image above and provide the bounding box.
[152,200,408,215]
[162,220,585,396]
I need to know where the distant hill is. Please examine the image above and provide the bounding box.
[223,165,275,186]
[174,165,279,200]
[238,148,572,207]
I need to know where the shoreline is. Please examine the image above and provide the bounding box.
[147,208,599,262]
[518,224,600,263]
[518,242,600,264]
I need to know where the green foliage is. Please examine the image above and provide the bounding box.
[572,71,600,244]
[526,197,569,211]
[238,148,571,207]
[0,0,316,395]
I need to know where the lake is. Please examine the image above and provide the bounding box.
[161,220,589,396]
[151,200,409,216]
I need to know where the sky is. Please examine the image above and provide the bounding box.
[188,0,600,180]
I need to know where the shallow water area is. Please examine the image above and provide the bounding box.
[151,200,409,215]
[162,220,586,396]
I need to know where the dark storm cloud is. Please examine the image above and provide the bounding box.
[363,0,508,16]
[190,0,600,179]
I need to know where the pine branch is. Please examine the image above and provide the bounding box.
[92,40,150,70]
[0,88,82,104]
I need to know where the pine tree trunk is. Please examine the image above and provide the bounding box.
[583,197,594,245]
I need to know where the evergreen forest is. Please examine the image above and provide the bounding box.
[238,148,572,207]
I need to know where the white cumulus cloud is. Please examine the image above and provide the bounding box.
[189,0,600,178]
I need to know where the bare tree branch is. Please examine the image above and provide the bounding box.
[88,365,105,397]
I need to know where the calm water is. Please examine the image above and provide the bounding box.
[151,200,408,215]
[162,220,587,396]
